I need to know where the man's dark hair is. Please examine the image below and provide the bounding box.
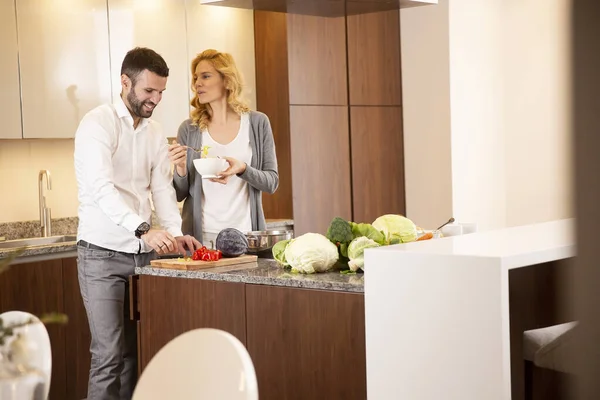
[121,47,169,85]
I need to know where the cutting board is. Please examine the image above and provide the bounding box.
[150,254,258,270]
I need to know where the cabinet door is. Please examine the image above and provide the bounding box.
[0,259,67,399]
[137,275,247,371]
[0,0,22,139]
[108,0,189,139]
[16,0,112,139]
[246,284,367,400]
[185,1,257,110]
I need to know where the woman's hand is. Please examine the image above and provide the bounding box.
[210,156,247,185]
[168,141,188,177]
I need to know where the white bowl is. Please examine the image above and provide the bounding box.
[193,158,228,178]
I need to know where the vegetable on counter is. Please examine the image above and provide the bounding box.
[272,213,423,274]
[325,217,354,258]
[284,233,339,274]
[191,246,222,261]
[349,222,386,245]
[215,228,249,257]
[417,232,434,241]
[347,236,381,272]
[272,239,291,266]
[372,214,418,244]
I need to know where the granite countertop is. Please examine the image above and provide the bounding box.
[0,242,78,258]
[0,219,294,259]
[134,258,364,293]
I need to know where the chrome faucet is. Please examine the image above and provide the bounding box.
[38,170,52,237]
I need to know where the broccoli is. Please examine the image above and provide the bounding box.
[326,217,354,247]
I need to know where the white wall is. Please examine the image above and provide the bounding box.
[401,0,573,230]
[448,0,507,229]
[400,0,453,230]
[502,0,572,226]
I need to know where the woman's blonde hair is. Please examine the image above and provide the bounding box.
[189,49,250,130]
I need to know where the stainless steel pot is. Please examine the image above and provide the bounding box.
[245,230,294,253]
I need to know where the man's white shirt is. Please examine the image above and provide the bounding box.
[74,96,183,253]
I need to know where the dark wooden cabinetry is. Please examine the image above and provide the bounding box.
[136,275,247,371]
[255,10,406,233]
[0,257,91,400]
[133,275,366,400]
[245,284,366,400]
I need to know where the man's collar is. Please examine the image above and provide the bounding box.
[114,95,132,119]
[114,95,149,130]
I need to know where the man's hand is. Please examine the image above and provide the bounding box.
[141,229,178,255]
[175,235,202,255]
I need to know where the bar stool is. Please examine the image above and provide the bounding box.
[523,321,578,400]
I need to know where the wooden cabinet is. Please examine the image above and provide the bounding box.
[246,284,367,400]
[0,259,67,399]
[136,275,247,370]
[108,0,189,138]
[0,257,91,400]
[15,0,112,138]
[254,10,406,231]
[133,276,367,400]
[289,106,352,235]
[0,0,22,139]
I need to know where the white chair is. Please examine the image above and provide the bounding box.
[0,310,52,400]
[132,328,258,400]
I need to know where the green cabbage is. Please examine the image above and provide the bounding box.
[272,239,291,266]
[372,214,418,244]
[349,222,386,245]
[347,236,380,271]
[284,233,339,274]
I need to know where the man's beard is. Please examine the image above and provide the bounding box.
[127,89,155,118]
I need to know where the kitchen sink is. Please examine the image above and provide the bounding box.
[0,235,77,249]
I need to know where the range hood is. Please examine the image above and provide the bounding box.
[199,0,437,17]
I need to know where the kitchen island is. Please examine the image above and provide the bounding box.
[364,219,575,400]
[132,259,366,400]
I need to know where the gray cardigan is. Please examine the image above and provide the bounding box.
[172,111,279,243]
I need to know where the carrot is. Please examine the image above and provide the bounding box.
[417,232,433,241]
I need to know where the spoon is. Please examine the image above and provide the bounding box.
[435,217,455,231]
[170,140,205,154]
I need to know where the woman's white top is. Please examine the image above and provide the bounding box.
[201,113,252,244]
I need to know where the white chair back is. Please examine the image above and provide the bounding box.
[132,328,258,400]
[0,310,52,400]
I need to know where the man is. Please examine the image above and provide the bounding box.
[73,47,200,400]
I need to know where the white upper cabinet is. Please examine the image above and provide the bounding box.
[108,0,190,139]
[0,1,23,139]
[185,2,257,111]
[16,0,112,139]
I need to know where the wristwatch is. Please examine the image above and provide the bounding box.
[135,222,150,239]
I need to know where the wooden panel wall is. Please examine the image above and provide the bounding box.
[287,13,349,234]
[254,9,405,233]
[350,107,405,223]
[287,14,348,105]
[346,10,402,106]
[254,11,293,219]
[347,10,405,223]
[289,106,352,235]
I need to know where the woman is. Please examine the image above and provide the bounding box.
[168,49,278,244]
